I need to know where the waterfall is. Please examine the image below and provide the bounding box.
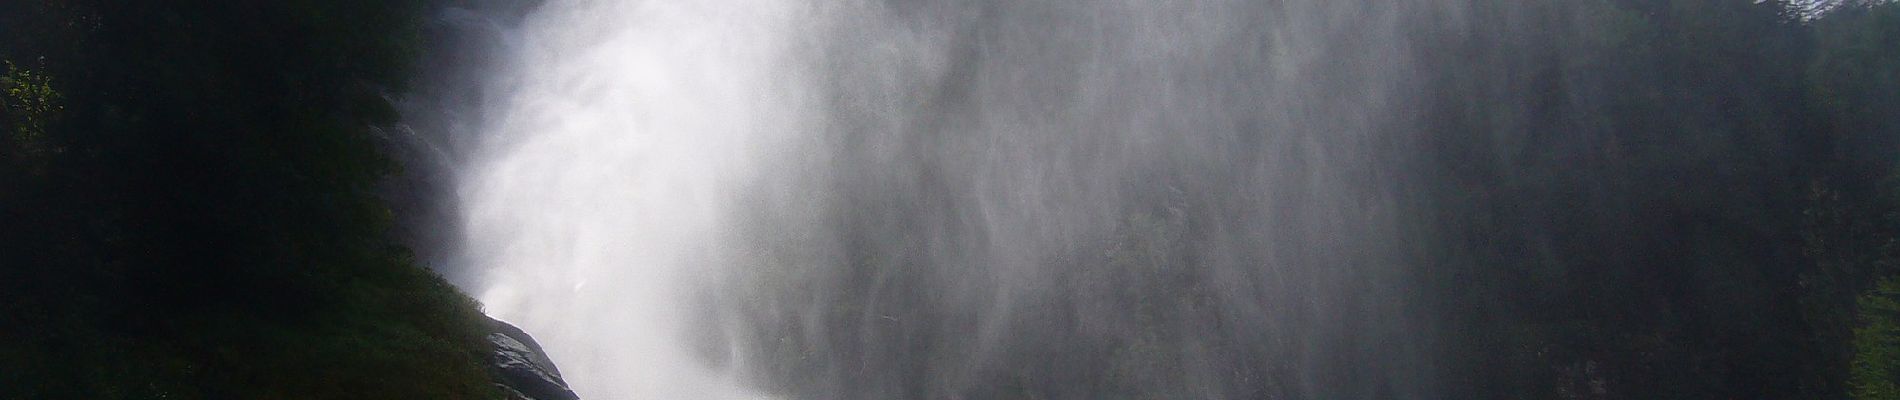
[460,1,812,398]
[445,0,1453,398]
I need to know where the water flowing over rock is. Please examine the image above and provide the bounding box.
[489,317,580,400]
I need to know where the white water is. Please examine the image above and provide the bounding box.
[447,0,1444,397]
[460,1,814,397]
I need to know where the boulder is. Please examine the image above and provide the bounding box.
[488,317,580,400]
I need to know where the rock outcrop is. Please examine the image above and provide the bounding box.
[488,317,580,400]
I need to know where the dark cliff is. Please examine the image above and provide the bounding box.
[489,318,580,400]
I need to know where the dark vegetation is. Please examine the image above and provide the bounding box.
[1417,1,1900,398]
[0,1,495,398]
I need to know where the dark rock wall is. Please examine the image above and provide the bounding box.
[489,317,580,400]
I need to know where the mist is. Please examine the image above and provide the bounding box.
[393,0,1886,398]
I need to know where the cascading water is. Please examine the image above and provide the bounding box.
[459,1,812,398]
[439,0,1460,398]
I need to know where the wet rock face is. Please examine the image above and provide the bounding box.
[489,318,580,400]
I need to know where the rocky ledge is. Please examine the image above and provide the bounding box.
[488,317,580,400]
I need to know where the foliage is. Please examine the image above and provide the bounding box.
[0,0,497,398]
[1414,0,1900,397]
[2,60,61,163]
[1853,277,1900,400]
